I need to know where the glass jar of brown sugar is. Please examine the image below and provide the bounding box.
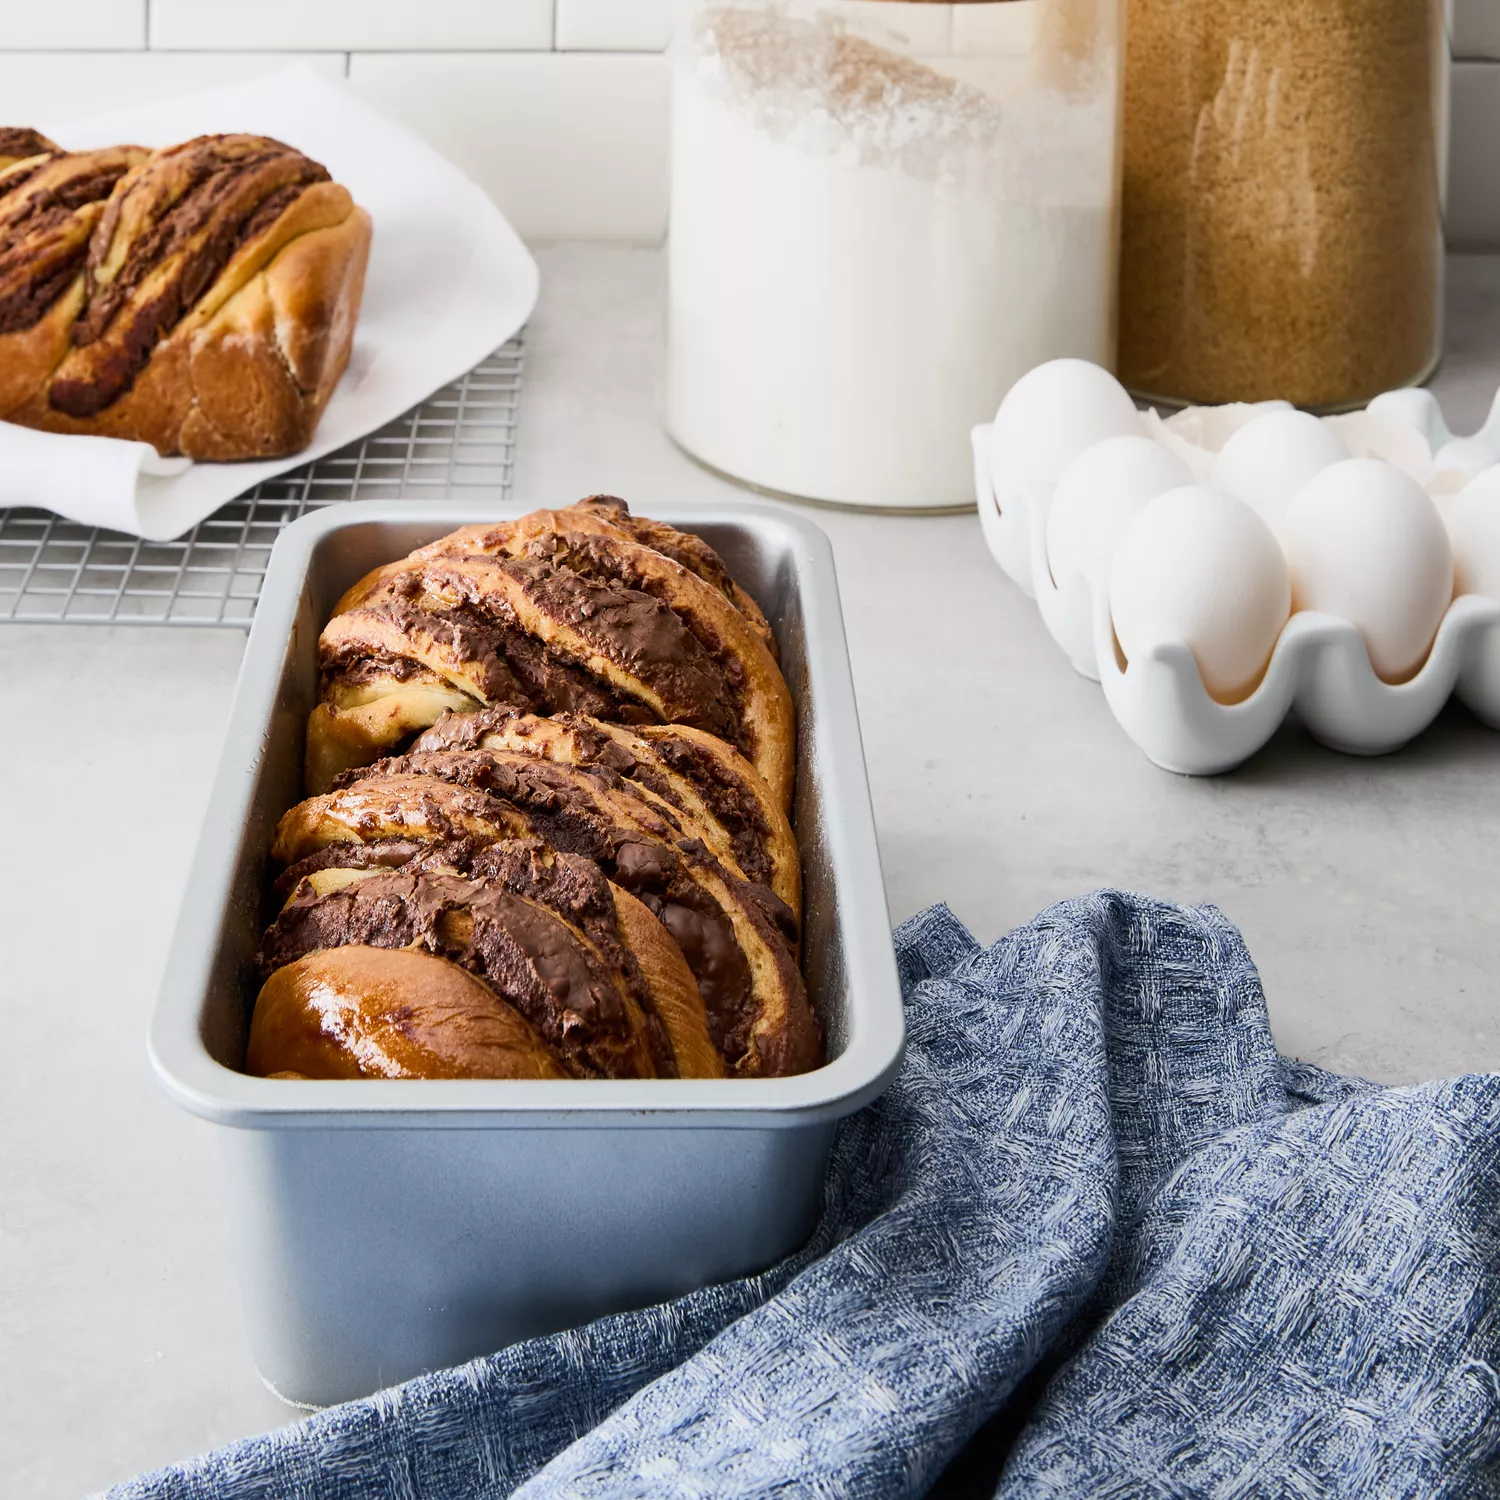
[1118,0,1448,411]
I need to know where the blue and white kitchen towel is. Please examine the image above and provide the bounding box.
[112,894,1500,1499]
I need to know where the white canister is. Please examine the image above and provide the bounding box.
[665,0,1124,510]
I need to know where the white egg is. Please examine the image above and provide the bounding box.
[1448,465,1500,600]
[989,360,1141,510]
[1143,401,1292,482]
[1109,485,1291,703]
[1165,400,1294,454]
[1280,459,1453,683]
[1046,435,1193,592]
[1209,410,1350,527]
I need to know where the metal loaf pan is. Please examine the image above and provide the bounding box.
[149,499,905,1408]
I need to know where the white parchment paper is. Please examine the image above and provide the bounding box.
[1,63,538,540]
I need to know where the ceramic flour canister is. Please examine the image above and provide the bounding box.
[665,0,1125,510]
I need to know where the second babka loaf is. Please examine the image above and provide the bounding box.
[0,129,371,459]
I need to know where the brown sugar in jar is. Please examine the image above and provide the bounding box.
[1118,0,1447,410]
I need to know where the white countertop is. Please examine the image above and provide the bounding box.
[6,245,1500,1496]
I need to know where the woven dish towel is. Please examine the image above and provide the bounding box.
[110,894,1500,1499]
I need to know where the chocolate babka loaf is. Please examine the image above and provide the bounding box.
[248,501,822,1084]
[0,128,59,170]
[0,138,148,415]
[0,130,370,459]
[307,496,796,809]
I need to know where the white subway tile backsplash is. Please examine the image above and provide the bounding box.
[8,1,145,51]
[4,52,344,135]
[0,1,1495,249]
[1451,61,1500,248]
[348,51,670,241]
[556,0,673,52]
[1454,0,1500,60]
[150,0,554,53]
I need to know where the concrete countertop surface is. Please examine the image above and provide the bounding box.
[5,245,1500,1495]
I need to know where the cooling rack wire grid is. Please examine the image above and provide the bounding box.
[0,336,524,627]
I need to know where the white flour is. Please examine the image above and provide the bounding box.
[665,6,1118,509]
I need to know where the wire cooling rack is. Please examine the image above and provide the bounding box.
[0,336,524,627]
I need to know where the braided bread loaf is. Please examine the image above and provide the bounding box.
[249,501,821,1082]
[308,495,795,808]
[0,130,370,459]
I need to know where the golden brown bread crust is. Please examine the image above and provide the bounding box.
[0,132,370,459]
[272,772,534,864]
[309,501,795,810]
[610,884,725,1079]
[247,945,568,1081]
[261,868,662,1079]
[305,679,481,798]
[50,136,333,413]
[567,496,777,657]
[173,200,371,459]
[0,145,148,413]
[0,129,59,170]
[271,748,818,1078]
[0,272,84,416]
[409,510,794,805]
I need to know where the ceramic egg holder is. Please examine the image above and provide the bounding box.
[971,409,1500,776]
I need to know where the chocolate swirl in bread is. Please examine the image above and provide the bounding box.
[412,706,800,920]
[0,128,59,169]
[0,144,148,413]
[569,495,777,657]
[267,746,815,1078]
[250,503,820,1085]
[0,127,370,459]
[260,759,741,1079]
[0,146,146,330]
[407,508,790,775]
[266,843,723,1081]
[307,499,796,810]
[415,494,778,660]
[52,135,331,416]
[259,868,664,1080]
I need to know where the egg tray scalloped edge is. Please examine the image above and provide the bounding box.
[972,424,1500,775]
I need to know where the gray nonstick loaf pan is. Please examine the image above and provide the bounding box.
[149,499,905,1408]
